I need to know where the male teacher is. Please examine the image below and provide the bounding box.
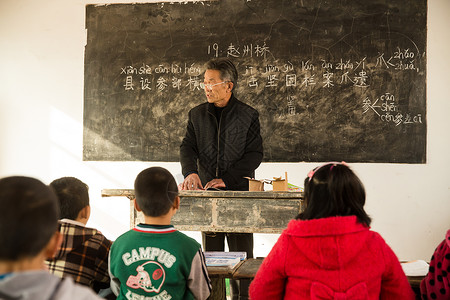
[180,57,263,299]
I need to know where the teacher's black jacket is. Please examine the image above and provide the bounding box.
[180,94,263,191]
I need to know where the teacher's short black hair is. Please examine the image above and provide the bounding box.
[297,163,371,227]
[0,176,59,260]
[134,167,178,217]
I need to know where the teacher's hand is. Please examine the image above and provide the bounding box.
[204,178,226,190]
[181,173,203,190]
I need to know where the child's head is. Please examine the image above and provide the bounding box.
[298,162,371,227]
[49,177,89,220]
[134,167,179,217]
[0,176,59,261]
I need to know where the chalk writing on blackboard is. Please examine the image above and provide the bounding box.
[117,42,424,129]
[83,0,427,163]
[363,92,423,126]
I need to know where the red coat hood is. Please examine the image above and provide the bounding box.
[284,216,370,269]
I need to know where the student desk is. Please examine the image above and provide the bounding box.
[102,189,304,299]
[206,261,245,300]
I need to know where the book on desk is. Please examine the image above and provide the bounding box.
[205,252,247,269]
[400,260,429,276]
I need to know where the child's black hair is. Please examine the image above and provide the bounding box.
[134,167,178,217]
[0,176,59,260]
[50,177,89,220]
[297,163,371,227]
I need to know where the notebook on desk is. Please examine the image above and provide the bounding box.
[205,251,247,269]
[401,260,429,276]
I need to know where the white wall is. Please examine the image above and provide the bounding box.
[1,0,449,261]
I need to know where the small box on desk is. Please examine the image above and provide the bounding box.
[272,172,288,191]
[246,178,265,191]
[272,178,288,191]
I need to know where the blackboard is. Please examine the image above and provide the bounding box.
[83,0,427,163]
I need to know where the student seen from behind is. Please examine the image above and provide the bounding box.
[109,167,211,299]
[249,162,415,299]
[46,177,112,292]
[420,229,450,299]
[0,176,102,299]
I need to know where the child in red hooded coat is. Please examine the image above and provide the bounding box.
[249,162,414,300]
